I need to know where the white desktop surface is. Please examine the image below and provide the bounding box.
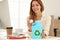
[0,36,60,40]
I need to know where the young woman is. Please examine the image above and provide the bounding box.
[27,0,51,38]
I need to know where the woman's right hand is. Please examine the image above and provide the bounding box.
[27,17,33,32]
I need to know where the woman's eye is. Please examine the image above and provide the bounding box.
[32,4,39,7]
[32,5,34,7]
[36,4,39,6]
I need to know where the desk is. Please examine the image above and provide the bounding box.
[0,36,60,40]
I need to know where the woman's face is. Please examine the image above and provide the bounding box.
[32,1,41,14]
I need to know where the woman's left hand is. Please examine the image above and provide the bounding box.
[42,31,47,38]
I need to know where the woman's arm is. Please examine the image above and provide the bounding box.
[43,15,51,36]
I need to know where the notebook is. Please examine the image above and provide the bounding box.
[32,20,43,39]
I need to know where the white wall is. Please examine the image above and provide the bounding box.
[0,0,11,28]
[19,0,31,32]
[42,0,60,19]
[0,0,3,2]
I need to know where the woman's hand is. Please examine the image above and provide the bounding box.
[28,29,32,32]
[27,17,33,32]
[42,31,47,38]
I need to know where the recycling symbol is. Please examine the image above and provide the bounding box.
[34,30,40,36]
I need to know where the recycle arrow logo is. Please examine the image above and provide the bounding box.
[34,30,40,36]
